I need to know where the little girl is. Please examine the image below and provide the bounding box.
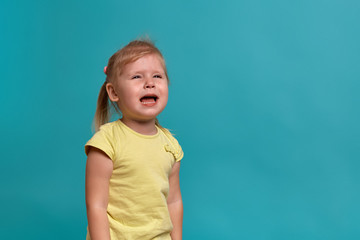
[85,40,183,240]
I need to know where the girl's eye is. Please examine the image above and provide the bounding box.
[131,75,141,79]
[154,75,162,79]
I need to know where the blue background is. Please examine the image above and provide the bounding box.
[1,0,359,239]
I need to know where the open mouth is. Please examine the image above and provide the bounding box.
[140,95,158,104]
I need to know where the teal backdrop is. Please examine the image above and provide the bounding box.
[1,0,359,239]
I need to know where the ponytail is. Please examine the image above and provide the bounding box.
[94,82,110,132]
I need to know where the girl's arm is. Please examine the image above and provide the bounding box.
[167,161,183,240]
[85,147,113,240]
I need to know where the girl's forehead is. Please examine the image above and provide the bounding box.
[134,53,163,64]
[123,54,165,72]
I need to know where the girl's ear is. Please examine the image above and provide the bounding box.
[106,83,119,102]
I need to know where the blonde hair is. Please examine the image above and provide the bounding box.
[93,40,169,131]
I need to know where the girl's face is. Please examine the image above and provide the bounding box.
[107,54,169,124]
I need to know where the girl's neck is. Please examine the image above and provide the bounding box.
[120,117,158,135]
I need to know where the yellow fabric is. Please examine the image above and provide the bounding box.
[85,119,183,240]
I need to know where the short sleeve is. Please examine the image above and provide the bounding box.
[172,137,184,162]
[162,128,184,162]
[85,125,115,161]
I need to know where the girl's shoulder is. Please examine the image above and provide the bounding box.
[96,120,122,135]
[159,126,178,143]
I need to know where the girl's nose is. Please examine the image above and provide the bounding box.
[144,77,155,89]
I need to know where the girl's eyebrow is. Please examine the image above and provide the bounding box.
[125,71,142,76]
[127,70,165,75]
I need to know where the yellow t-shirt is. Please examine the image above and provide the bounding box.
[85,119,183,240]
